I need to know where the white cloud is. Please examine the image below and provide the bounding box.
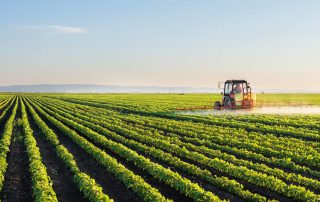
[15,25,87,34]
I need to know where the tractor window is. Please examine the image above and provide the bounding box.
[243,84,248,94]
[224,83,233,94]
[234,83,244,94]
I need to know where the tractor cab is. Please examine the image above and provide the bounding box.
[214,80,255,109]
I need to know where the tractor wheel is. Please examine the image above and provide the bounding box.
[214,101,221,110]
[223,97,233,109]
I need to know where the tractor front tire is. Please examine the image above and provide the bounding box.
[214,101,221,110]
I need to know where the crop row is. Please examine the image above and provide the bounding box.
[47,96,319,155]
[117,113,320,169]
[25,98,175,202]
[32,98,267,201]
[23,97,113,202]
[30,97,320,201]
[0,98,18,193]
[230,115,320,132]
[35,97,320,193]
[27,98,223,202]
[20,98,58,201]
[37,96,320,178]
[47,96,320,143]
[41,96,319,152]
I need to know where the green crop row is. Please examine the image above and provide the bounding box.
[23,98,113,202]
[20,98,58,202]
[47,96,319,158]
[25,98,172,202]
[30,97,320,201]
[28,98,223,202]
[34,97,267,202]
[37,96,320,180]
[47,96,320,143]
[0,98,18,192]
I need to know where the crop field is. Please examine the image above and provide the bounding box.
[0,94,320,202]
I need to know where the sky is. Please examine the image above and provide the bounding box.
[0,0,319,91]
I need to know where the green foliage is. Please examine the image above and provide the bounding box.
[2,93,320,202]
[23,98,113,202]
[0,97,18,192]
[20,98,58,202]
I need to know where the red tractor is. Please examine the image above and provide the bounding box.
[214,80,255,109]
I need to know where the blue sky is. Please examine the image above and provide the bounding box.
[0,1,319,90]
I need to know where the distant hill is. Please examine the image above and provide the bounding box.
[0,84,317,93]
[0,84,219,93]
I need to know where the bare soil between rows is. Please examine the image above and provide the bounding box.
[30,101,143,202]
[26,108,87,202]
[0,101,33,202]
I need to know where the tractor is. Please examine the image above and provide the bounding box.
[214,80,255,109]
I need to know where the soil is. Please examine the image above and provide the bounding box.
[31,103,142,202]
[0,101,33,202]
[128,121,295,201]
[177,151,293,202]
[33,97,308,201]
[103,120,293,201]
[48,119,193,202]
[34,100,200,201]
[0,100,15,136]
[33,99,241,201]
[122,139,244,202]
[136,120,320,181]
[0,99,11,117]
[26,111,87,202]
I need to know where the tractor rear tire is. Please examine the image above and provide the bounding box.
[223,97,233,109]
[214,101,221,110]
